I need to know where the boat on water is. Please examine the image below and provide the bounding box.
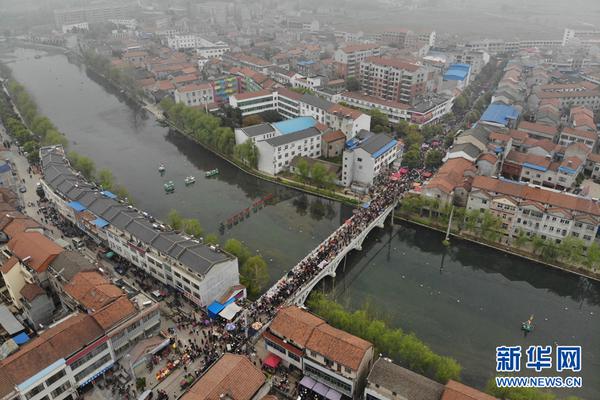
[164,181,175,193]
[158,164,166,175]
[521,315,534,333]
[184,176,196,185]
[205,169,219,177]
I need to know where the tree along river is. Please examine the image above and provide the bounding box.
[1,47,598,398]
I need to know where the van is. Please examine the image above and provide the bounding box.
[72,237,85,249]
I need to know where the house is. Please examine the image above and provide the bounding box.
[479,103,520,129]
[256,127,322,175]
[558,127,597,150]
[467,176,600,244]
[19,283,55,329]
[421,157,477,206]
[181,354,268,400]
[342,131,400,188]
[321,130,346,158]
[263,306,373,399]
[174,83,214,107]
[365,357,444,400]
[441,380,498,400]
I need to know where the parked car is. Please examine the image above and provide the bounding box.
[18,186,26,193]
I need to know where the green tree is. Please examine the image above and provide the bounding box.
[424,149,444,169]
[67,151,95,179]
[114,185,130,201]
[97,168,115,190]
[183,218,203,238]
[452,94,468,114]
[234,140,259,168]
[240,255,270,297]
[41,129,68,147]
[296,158,311,182]
[368,110,390,133]
[403,145,422,168]
[204,233,220,246]
[224,238,251,265]
[167,209,183,230]
[311,163,329,187]
[557,236,585,264]
[513,229,528,248]
[31,116,54,137]
[345,77,360,91]
[585,242,600,270]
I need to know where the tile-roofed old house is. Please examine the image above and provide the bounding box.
[64,271,124,312]
[91,295,137,330]
[19,283,45,302]
[366,358,444,400]
[423,158,476,197]
[7,232,63,273]
[441,380,497,400]
[269,306,325,348]
[0,313,104,398]
[306,323,373,370]
[181,354,266,400]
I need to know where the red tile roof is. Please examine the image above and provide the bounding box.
[0,257,18,274]
[91,295,137,330]
[425,158,476,194]
[233,89,273,101]
[471,176,600,216]
[518,121,558,136]
[561,127,597,141]
[306,324,372,370]
[64,271,124,312]
[177,83,212,93]
[182,354,265,400]
[20,283,46,302]
[322,130,346,143]
[339,43,380,53]
[7,232,62,273]
[341,91,411,109]
[441,380,497,400]
[269,306,325,347]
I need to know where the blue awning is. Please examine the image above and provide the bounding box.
[93,218,109,228]
[12,332,29,345]
[67,201,86,212]
[523,162,547,172]
[207,301,225,318]
[78,362,114,387]
[100,191,117,199]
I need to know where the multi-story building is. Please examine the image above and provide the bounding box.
[235,117,323,175]
[229,90,370,139]
[174,83,214,107]
[558,127,597,150]
[53,3,137,28]
[333,44,382,79]
[535,81,600,111]
[263,306,374,399]
[359,57,429,105]
[562,28,600,46]
[467,176,600,245]
[39,146,240,307]
[196,42,230,59]
[342,131,400,188]
[166,35,227,52]
[339,91,411,125]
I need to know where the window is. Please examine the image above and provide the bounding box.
[51,381,71,398]
[25,384,44,400]
[46,369,66,386]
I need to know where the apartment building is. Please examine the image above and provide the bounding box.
[339,91,411,124]
[562,28,600,45]
[39,146,240,307]
[166,35,225,52]
[359,57,429,105]
[535,81,600,111]
[333,44,382,79]
[558,127,597,149]
[342,131,400,188]
[53,3,136,28]
[173,83,214,107]
[264,306,374,399]
[467,176,600,245]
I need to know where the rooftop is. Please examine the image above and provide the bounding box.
[365,56,421,72]
[368,358,444,400]
[269,306,325,347]
[241,123,275,138]
[181,354,265,400]
[273,117,317,135]
[480,103,520,126]
[7,232,63,273]
[441,380,497,400]
[64,271,124,312]
[306,323,373,370]
[265,127,321,147]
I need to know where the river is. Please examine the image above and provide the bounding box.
[1,46,598,399]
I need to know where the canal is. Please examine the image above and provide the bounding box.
[1,46,598,398]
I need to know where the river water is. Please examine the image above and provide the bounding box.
[2,46,598,398]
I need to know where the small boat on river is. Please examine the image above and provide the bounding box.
[158,164,166,175]
[184,176,196,185]
[164,181,175,193]
[521,315,534,333]
[205,169,219,178]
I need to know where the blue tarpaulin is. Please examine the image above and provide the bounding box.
[101,191,117,199]
[12,332,29,345]
[93,218,109,228]
[480,103,520,126]
[207,297,236,319]
[273,117,317,135]
[67,201,86,212]
[0,163,11,173]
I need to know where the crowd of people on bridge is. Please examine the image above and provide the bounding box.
[249,170,415,321]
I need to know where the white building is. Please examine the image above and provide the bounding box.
[342,131,400,188]
[229,89,371,139]
[235,117,322,175]
[166,35,229,54]
[39,146,240,307]
[174,83,214,107]
[196,41,230,59]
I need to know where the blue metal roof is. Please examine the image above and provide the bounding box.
[372,139,398,158]
[523,162,547,172]
[559,166,577,175]
[297,60,316,66]
[12,332,29,345]
[480,103,520,126]
[273,117,317,135]
[67,201,86,212]
[93,218,109,228]
[443,64,470,81]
